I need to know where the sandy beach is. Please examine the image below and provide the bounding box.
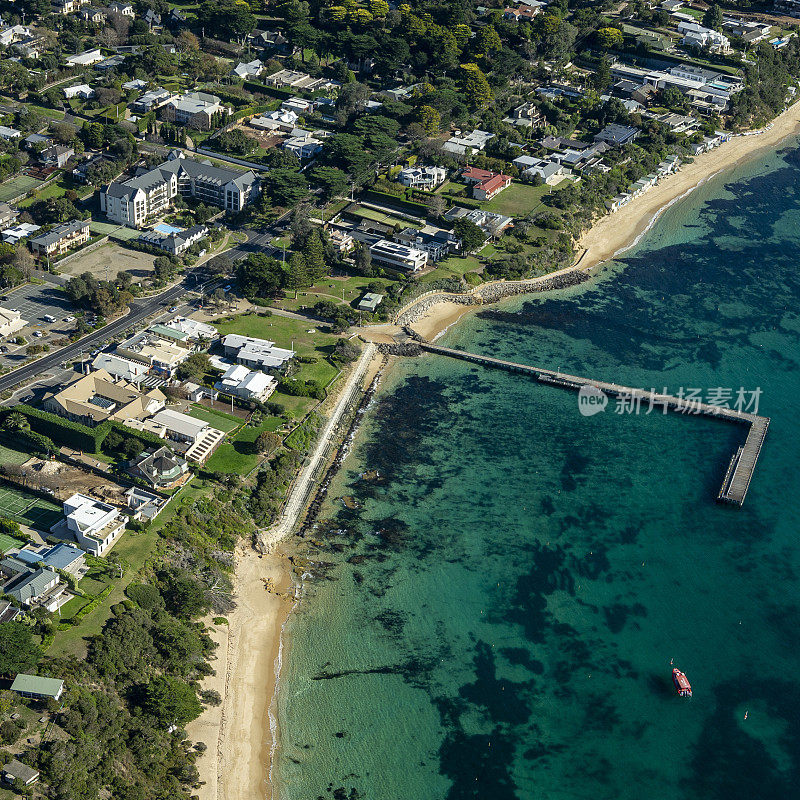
[577,100,800,270]
[187,548,293,800]
[405,99,800,342]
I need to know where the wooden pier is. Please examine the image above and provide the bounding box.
[419,342,769,508]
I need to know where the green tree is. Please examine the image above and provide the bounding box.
[353,242,373,276]
[237,253,284,299]
[143,675,202,727]
[453,217,487,252]
[266,169,310,207]
[459,63,493,108]
[0,623,40,676]
[476,25,502,54]
[595,27,623,50]
[285,252,309,298]
[177,352,211,381]
[703,3,723,30]
[309,166,348,201]
[255,431,280,454]
[418,105,441,135]
[301,232,326,281]
[3,412,29,433]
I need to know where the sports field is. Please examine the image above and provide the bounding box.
[0,485,62,532]
[0,175,42,204]
[0,533,20,553]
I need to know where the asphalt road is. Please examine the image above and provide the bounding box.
[0,228,283,395]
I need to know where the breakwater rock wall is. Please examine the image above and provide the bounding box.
[395,267,591,326]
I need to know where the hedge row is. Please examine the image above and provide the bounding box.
[9,405,170,455]
[11,404,104,453]
[362,189,430,216]
[70,584,114,625]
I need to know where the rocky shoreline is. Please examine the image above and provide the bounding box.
[395,268,590,327]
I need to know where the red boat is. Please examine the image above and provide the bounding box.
[672,668,692,697]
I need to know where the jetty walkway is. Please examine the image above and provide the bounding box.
[418,342,769,508]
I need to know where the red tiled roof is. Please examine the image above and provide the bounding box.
[476,174,511,194]
[462,166,496,181]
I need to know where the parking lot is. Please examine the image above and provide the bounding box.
[0,281,77,367]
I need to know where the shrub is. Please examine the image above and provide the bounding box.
[126,583,163,611]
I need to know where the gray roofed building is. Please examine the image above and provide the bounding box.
[5,568,62,609]
[2,760,39,786]
[138,223,208,255]
[129,446,189,489]
[29,218,90,257]
[162,91,226,130]
[594,123,640,146]
[100,156,259,228]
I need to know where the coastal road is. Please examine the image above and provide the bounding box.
[260,341,376,549]
[0,278,193,393]
[0,223,289,394]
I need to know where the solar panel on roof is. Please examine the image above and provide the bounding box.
[88,395,116,409]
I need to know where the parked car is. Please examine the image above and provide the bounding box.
[42,314,56,323]
[64,316,75,322]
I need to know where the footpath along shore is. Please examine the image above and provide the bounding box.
[402,98,800,341]
[187,342,378,800]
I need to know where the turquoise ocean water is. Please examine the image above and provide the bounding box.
[276,139,800,800]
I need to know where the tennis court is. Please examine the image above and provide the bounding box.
[0,485,62,531]
[0,175,42,204]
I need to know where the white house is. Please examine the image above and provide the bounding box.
[231,59,264,79]
[283,132,323,158]
[222,334,295,371]
[677,21,731,53]
[442,129,494,156]
[0,125,20,140]
[151,409,209,445]
[397,165,447,189]
[65,48,104,67]
[0,308,23,336]
[282,97,314,115]
[163,316,218,341]
[2,223,40,244]
[57,493,126,556]
[64,83,95,100]
[214,364,276,401]
[369,239,428,272]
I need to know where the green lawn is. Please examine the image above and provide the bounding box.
[0,174,42,203]
[483,181,556,218]
[188,404,242,433]
[349,205,422,228]
[273,275,394,313]
[204,414,281,473]
[18,180,69,208]
[215,312,340,363]
[422,255,483,282]
[50,527,160,657]
[29,105,66,120]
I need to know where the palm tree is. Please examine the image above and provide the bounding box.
[3,412,29,433]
